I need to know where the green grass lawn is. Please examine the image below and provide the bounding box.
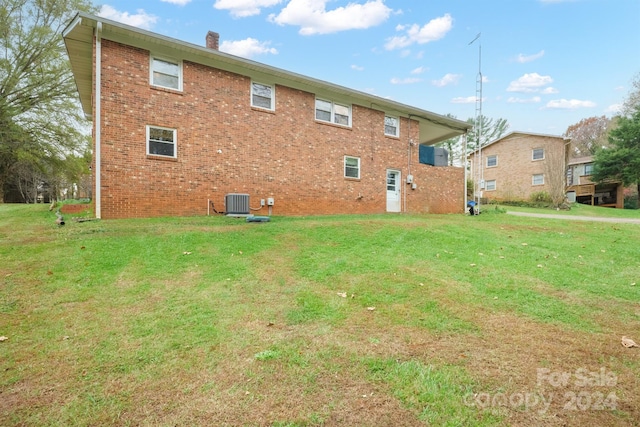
[1,204,639,426]
[499,202,640,218]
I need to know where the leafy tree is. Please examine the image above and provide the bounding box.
[0,0,95,202]
[435,115,509,166]
[467,115,509,151]
[564,115,613,158]
[621,72,640,116]
[593,73,640,207]
[435,114,464,166]
[592,108,640,206]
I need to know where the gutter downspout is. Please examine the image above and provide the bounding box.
[95,21,102,218]
[463,132,468,213]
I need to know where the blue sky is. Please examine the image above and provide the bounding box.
[92,0,640,135]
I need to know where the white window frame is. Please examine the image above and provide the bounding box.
[384,115,399,137]
[532,174,544,185]
[584,163,594,175]
[150,56,182,91]
[147,125,177,158]
[486,155,497,168]
[315,98,351,127]
[532,148,544,161]
[485,179,496,191]
[251,81,275,110]
[344,156,360,179]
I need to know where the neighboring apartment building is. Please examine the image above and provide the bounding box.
[62,13,471,219]
[468,132,569,202]
[566,156,623,208]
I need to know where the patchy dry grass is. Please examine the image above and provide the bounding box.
[1,204,639,426]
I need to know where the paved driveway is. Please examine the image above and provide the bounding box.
[506,211,640,224]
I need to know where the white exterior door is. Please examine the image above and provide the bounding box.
[386,169,401,212]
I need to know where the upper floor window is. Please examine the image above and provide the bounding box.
[150,57,182,91]
[486,155,497,167]
[532,148,544,161]
[315,99,351,127]
[584,163,594,175]
[532,173,544,185]
[147,125,177,158]
[384,116,399,137]
[344,156,360,179]
[251,82,274,110]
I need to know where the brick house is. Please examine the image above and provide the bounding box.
[468,132,570,203]
[63,13,471,219]
[566,156,623,208]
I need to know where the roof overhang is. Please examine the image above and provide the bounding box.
[63,12,471,145]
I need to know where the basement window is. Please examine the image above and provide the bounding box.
[532,174,544,185]
[150,56,182,91]
[147,126,177,158]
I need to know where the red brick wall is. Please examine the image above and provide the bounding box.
[95,39,463,218]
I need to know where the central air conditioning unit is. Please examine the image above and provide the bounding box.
[225,193,250,216]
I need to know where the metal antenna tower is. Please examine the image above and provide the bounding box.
[469,33,482,214]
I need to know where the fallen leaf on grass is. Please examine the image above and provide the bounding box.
[537,264,543,268]
[336,292,347,298]
[631,283,636,287]
[521,243,528,246]
[183,251,192,255]
[0,336,8,342]
[469,263,476,267]
[367,307,376,311]
[621,336,639,348]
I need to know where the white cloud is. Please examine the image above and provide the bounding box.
[219,38,278,58]
[351,64,364,71]
[390,77,422,85]
[432,73,461,87]
[545,99,596,109]
[411,66,428,75]
[214,0,283,18]
[507,96,542,104]
[161,0,191,5]
[507,73,553,93]
[540,87,559,94]
[605,104,622,114]
[451,96,477,104]
[384,14,452,50]
[98,5,158,30]
[268,0,392,35]
[516,50,545,63]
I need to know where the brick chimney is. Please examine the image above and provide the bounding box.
[206,31,219,50]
